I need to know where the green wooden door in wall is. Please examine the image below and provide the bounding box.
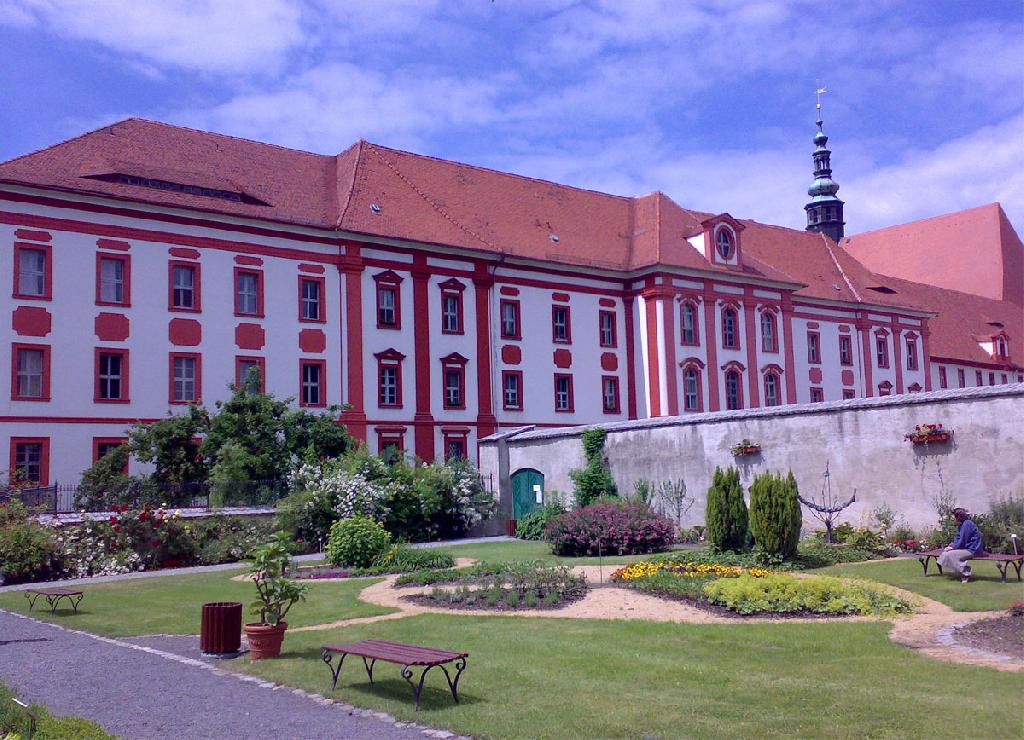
[511,468,544,519]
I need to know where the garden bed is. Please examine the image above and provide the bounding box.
[404,563,588,611]
[953,614,1024,660]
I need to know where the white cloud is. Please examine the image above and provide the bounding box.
[5,0,306,73]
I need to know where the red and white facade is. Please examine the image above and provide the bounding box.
[3,120,1021,484]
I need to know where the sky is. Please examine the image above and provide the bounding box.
[1,0,1022,235]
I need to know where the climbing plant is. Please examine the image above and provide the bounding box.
[569,428,617,507]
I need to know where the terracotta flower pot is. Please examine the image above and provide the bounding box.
[243,621,288,660]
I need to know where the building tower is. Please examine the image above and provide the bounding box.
[804,85,845,241]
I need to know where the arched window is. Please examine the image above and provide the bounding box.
[682,367,701,411]
[722,308,739,349]
[760,311,777,352]
[763,372,780,407]
[996,336,1009,357]
[680,302,698,345]
[716,228,733,259]
[725,369,742,410]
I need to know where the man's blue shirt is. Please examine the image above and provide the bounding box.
[951,519,984,555]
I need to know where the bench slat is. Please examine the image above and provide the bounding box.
[322,639,467,665]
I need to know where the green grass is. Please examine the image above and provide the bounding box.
[441,538,659,566]
[2,682,115,739]
[0,570,396,637]
[235,615,1024,739]
[815,557,1024,612]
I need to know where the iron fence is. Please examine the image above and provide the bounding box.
[0,479,289,514]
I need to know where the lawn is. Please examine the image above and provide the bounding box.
[816,557,1024,612]
[0,570,395,637]
[236,614,1024,739]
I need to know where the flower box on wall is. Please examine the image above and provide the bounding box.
[904,423,953,445]
[730,439,761,456]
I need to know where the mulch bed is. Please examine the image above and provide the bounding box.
[953,615,1024,660]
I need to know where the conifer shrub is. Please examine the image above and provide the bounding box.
[748,470,802,560]
[704,467,748,552]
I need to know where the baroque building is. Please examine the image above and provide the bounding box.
[2,118,1021,483]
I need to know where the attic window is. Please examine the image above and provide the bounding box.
[83,173,269,205]
[371,203,382,213]
[867,286,897,295]
[987,321,1005,328]
[831,283,841,291]
[549,234,560,243]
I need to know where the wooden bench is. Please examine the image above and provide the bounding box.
[321,639,468,710]
[23,588,84,614]
[917,550,1023,582]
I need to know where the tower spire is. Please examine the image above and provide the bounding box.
[804,82,845,241]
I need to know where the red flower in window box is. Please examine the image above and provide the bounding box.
[730,439,761,456]
[904,423,953,445]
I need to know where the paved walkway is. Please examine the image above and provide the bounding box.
[0,610,457,739]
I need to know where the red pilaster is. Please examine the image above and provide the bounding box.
[743,288,760,408]
[856,313,873,397]
[643,286,662,416]
[891,317,905,395]
[339,246,366,441]
[412,255,435,462]
[702,285,721,411]
[921,321,933,391]
[660,288,680,416]
[473,262,497,439]
[623,291,638,420]
[780,293,798,404]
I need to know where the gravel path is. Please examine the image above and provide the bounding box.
[0,611,457,740]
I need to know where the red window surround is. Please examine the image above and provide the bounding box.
[553,373,575,412]
[721,306,740,350]
[938,366,948,389]
[810,387,824,403]
[760,310,778,353]
[439,278,466,335]
[376,427,406,460]
[499,299,522,340]
[168,260,202,312]
[440,352,469,410]
[598,310,617,348]
[806,330,821,364]
[299,358,327,407]
[11,342,51,402]
[95,252,131,307]
[552,305,572,344]
[877,380,893,396]
[442,429,470,461]
[168,352,202,404]
[298,275,327,323]
[235,356,267,392]
[679,300,700,346]
[839,335,853,366]
[905,335,918,371]
[233,267,264,317]
[13,242,53,300]
[375,348,405,408]
[874,331,890,368]
[94,347,130,404]
[680,360,704,412]
[10,437,50,485]
[601,375,621,414]
[92,437,129,473]
[501,370,524,411]
[373,270,403,330]
[842,389,856,400]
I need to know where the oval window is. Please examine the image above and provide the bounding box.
[716,228,733,259]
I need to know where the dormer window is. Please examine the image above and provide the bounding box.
[716,228,733,259]
[995,335,1009,358]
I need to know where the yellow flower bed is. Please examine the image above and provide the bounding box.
[611,560,775,581]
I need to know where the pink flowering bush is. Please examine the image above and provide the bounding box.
[544,502,677,556]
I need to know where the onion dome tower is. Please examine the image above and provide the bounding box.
[804,86,845,241]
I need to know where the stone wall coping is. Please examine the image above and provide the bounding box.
[482,383,1024,445]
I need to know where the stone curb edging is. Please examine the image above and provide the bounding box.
[0,608,469,740]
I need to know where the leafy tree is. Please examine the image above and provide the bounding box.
[129,404,211,484]
[75,443,136,510]
[569,428,617,507]
[749,470,802,560]
[705,466,748,552]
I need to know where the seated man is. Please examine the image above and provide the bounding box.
[938,507,984,583]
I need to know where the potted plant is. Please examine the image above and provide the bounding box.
[730,439,761,456]
[244,532,308,660]
[903,423,952,445]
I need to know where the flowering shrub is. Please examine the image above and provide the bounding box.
[544,502,676,556]
[0,500,58,584]
[289,458,392,521]
[611,560,775,581]
[889,538,926,553]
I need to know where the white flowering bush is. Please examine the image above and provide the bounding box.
[56,523,144,578]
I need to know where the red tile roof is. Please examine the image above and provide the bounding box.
[841,203,1024,307]
[2,118,1019,369]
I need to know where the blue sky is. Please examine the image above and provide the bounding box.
[1,0,1021,234]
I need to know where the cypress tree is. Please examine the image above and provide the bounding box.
[749,470,802,559]
[705,466,748,551]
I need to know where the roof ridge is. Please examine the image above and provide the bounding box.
[821,233,863,302]
[366,141,634,203]
[123,117,335,159]
[0,120,125,168]
[335,140,363,230]
[366,143,504,253]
